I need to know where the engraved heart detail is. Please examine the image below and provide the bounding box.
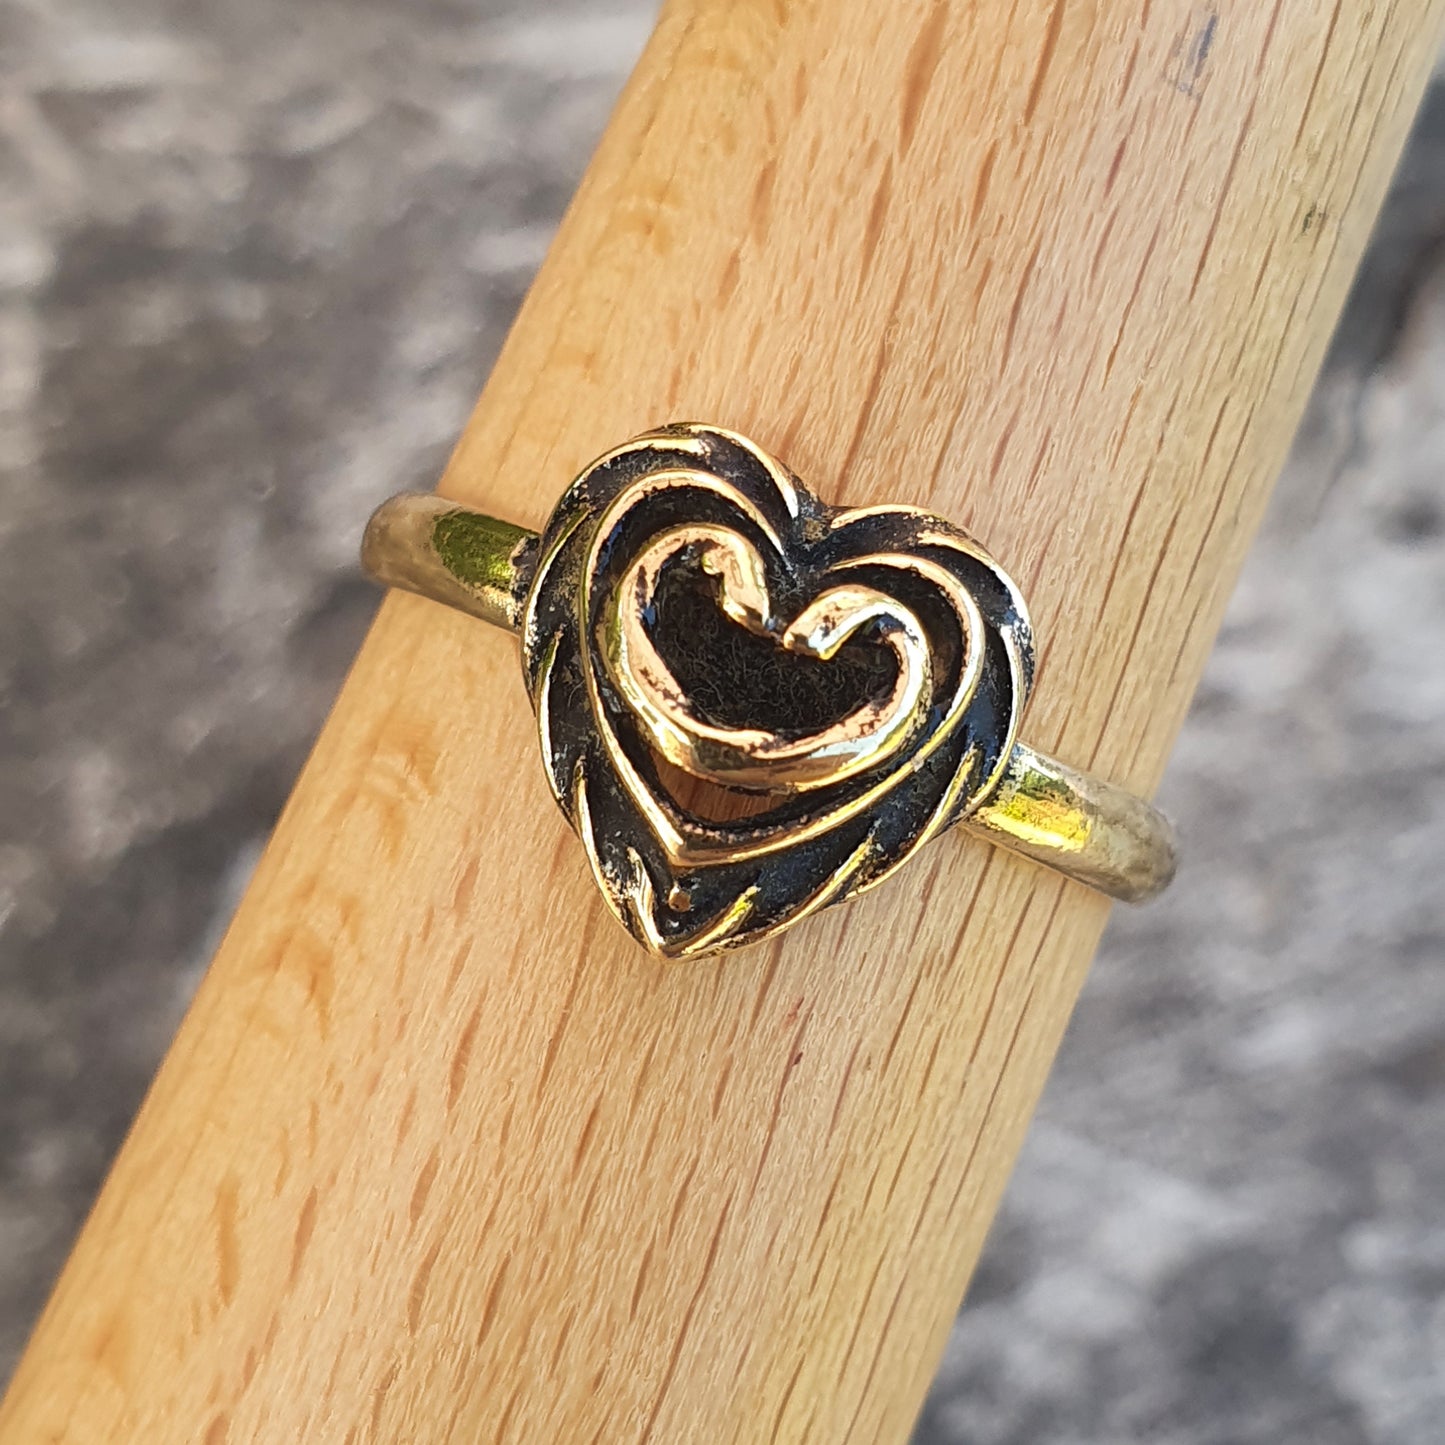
[521,424,1035,958]
[603,526,936,793]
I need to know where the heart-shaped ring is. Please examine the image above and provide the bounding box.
[364,424,1176,958]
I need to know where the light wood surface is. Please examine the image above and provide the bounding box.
[4,2,1440,1441]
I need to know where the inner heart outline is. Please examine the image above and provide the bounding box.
[600,523,940,794]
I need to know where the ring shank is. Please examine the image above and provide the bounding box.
[363,495,1177,904]
[966,745,1175,902]
[362,492,536,632]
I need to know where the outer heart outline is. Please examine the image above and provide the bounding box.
[521,424,1035,958]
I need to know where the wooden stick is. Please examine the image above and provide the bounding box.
[4,2,1439,1441]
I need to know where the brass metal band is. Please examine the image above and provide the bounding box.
[363,491,1176,910]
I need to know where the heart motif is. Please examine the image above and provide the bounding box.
[521,424,1035,958]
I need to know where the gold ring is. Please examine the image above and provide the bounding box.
[362,424,1176,958]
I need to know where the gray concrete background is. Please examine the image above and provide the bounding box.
[2,3,1443,1441]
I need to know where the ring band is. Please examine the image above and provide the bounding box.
[363,424,1175,957]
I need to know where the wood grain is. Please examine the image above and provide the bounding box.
[3,1,1440,1441]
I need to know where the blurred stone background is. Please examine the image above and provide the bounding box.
[2,2,1443,1440]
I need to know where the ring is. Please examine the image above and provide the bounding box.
[362,424,1176,958]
